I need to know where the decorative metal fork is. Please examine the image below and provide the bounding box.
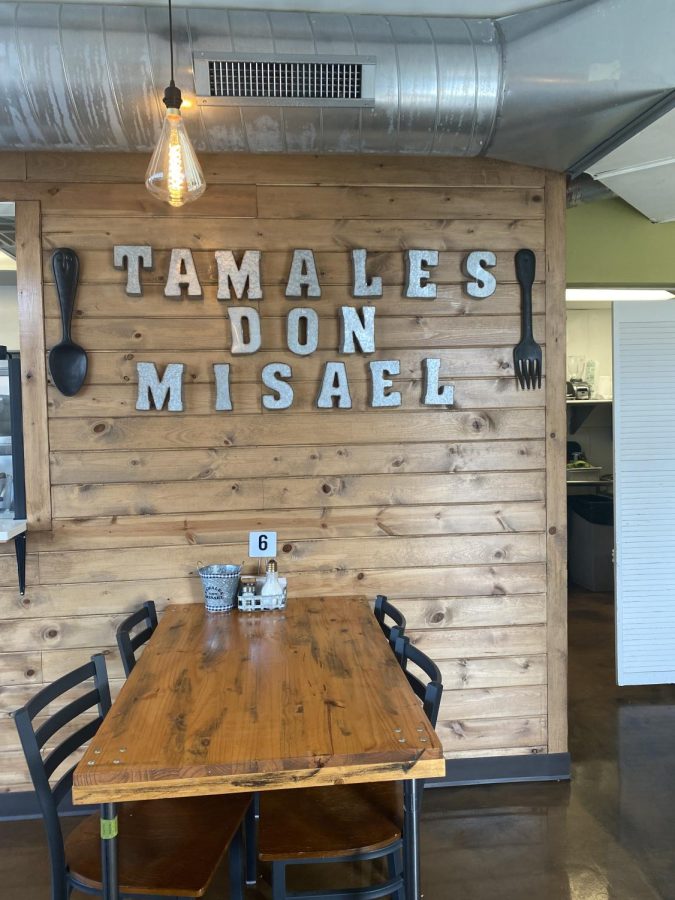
[513,248,542,390]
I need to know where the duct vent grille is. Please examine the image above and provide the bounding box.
[194,53,376,107]
[209,60,362,100]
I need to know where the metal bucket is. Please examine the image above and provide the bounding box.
[198,564,241,612]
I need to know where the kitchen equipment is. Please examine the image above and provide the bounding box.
[566,464,603,482]
[567,379,591,399]
[567,355,586,381]
[513,248,542,389]
[48,248,88,397]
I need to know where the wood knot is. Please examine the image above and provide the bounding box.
[321,483,332,495]
[282,543,292,553]
[356,572,365,581]
[93,423,106,434]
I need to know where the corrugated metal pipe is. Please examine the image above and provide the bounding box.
[1,0,675,172]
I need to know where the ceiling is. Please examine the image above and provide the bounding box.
[10,0,569,12]
[587,110,675,224]
[2,0,675,223]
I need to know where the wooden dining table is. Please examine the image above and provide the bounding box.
[72,595,446,899]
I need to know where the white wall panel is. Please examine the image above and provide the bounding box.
[614,300,675,684]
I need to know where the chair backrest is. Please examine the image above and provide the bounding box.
[116,600,158,676]
[14,655,111,900]
[394,636,443,727]
[374,595,407,648]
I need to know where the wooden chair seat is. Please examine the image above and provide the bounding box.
[66,794,251,897]
[259,783,403,861]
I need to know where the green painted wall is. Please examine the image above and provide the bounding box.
[567,197,675,287]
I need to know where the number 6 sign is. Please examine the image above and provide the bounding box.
[249,531,277,558]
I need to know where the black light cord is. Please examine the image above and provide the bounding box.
[163,0,182,108]
[168,0,175,85]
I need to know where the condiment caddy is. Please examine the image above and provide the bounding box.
[238,559,287,612]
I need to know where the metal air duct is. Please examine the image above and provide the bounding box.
[0,0,674,172]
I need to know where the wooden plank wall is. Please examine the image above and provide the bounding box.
[0,152,567,791]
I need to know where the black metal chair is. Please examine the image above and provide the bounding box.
[394,635,443,727]
[116,600,158,676]
[14,653,250,900]
[374,594,407,648]
[257,640,443,900]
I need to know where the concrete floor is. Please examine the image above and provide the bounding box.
[3,587,675,899]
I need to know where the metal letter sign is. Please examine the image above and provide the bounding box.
[464,251,497,298]
[216,250,263,300]
[164,249,203,298]
[339,306,376,354]
[405,250,439,299]
[286,250,322,298]
[228,307,262,354]
[262,363,294,409]
[113,245,152,296]
[136,362,184,411]
[111,245,504,416]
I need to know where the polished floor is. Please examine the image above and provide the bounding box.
[3,587,675,899]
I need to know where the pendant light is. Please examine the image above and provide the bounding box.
[145,0,206,207]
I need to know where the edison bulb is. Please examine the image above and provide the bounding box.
[145,108,206,208]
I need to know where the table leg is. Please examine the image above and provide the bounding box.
[100,802,119,900]
[403,779,421,900]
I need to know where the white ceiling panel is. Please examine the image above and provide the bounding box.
[588,108,675,223]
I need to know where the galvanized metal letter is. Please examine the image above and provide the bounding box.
[213,363,233,411]
[285,249,321,298]
[228,307,262,355]
[405,250,439,299]
[136,362,184,412]
[370,360,401,408]
[287,307,319,356]
[339,306,376,354]
[113,245,153,296]
[422,358,455,406]
[215,250,263,300]
[262,363,294,410]
[317,362,352,409]
[464,251,497,298]
[164,249,203,298]
[352,249,383,298]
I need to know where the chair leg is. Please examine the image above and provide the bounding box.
[245,797,258,885]
[228,827,245,900]
[388,848,405,900]
[271,860,287,900]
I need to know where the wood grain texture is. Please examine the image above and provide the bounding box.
[72,599,446,804]
[48,409,546,451]
[25,152,546,187]
[50,470,546,517]
[0,182,257,217]
[544,172,568,754]
[42,216,545,252]
[0,154,26,180]
[0,153,567,793]
[256,185,545,220]
[44,281,547,319]
[15,201,52,529]
[49,440,545,484]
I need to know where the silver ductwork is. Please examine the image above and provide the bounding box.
[0,0,674,172]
